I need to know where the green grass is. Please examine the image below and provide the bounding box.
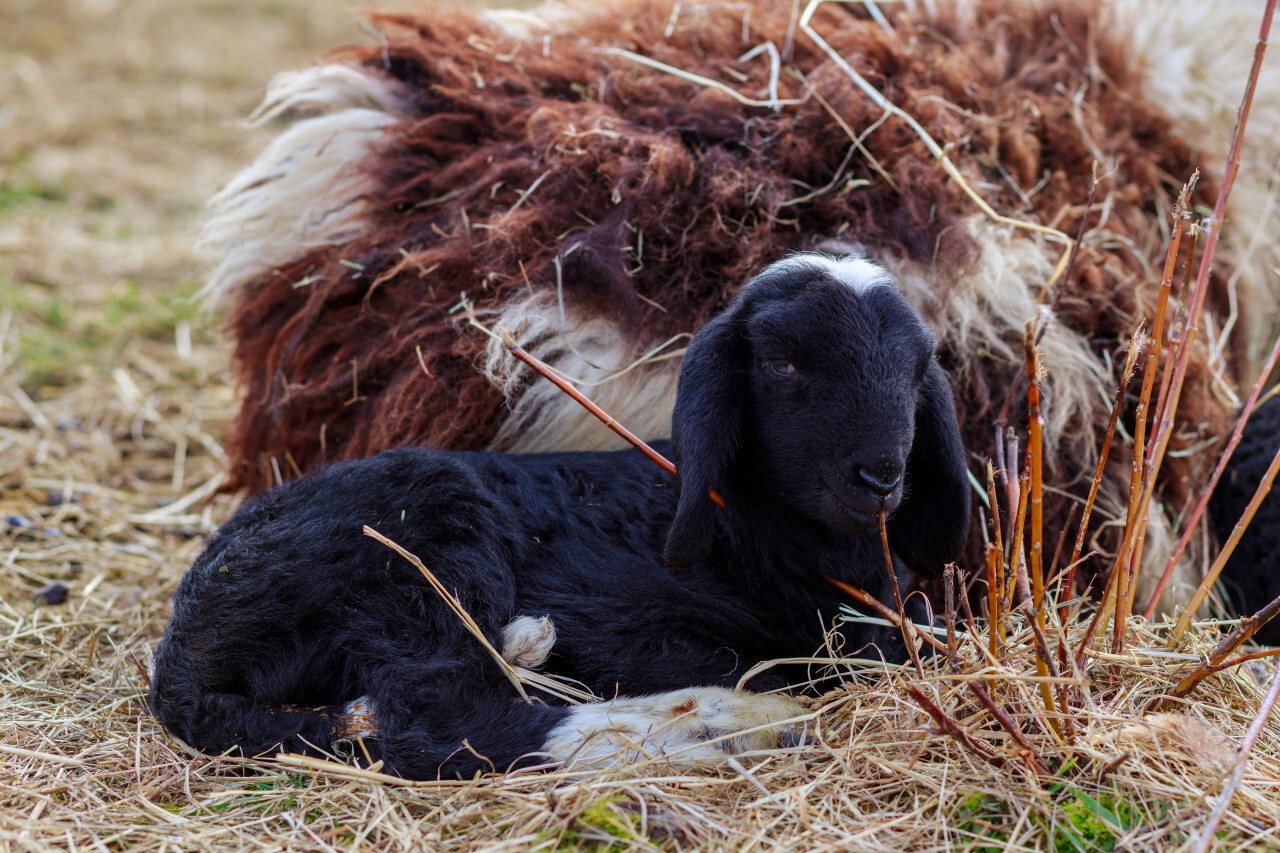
[0,181,65,213]
[953,787,1169,853]
[556,797,640,852]
[2,277,211,392]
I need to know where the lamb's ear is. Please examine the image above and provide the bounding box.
[888,360,971,578]
[664,311,747,570]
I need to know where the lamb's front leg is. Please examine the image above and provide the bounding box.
[339,615,808,772]
[544,687,807,767]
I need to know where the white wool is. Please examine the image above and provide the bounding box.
[197,65,406,308]
[1105,0,1280,378]
[249,64,407,123]
[890,217,1107,465]
[483,294,681,453]
[480,3,602,39]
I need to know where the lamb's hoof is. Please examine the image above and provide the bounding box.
[501,615,556,668]
[543,687,807,768]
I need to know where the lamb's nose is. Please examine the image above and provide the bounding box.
[856,467,901,499]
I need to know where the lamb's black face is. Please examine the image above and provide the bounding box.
[737,261,936,534]
[667,253,966,572]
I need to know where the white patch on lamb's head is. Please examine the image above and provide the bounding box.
[542,687,807,768]
[197,65,406,308]
[755,252,896,294]
[501,615,557,669]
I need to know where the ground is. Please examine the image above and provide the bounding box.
[2,2,1280,851]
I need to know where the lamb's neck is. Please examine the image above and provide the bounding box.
[712,495,883,594]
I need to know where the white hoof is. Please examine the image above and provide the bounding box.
[542,687,807,768]
[501,615,556,668]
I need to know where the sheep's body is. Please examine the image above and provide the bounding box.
[152,256,969,778]
[201,0,1280,612]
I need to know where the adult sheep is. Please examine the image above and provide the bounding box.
[151,255,970,778]
[200,0,1280,611]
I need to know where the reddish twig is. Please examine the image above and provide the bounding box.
[472,317,725,508]
[1110,177,1194,648]
[1169,590,1280,701]
[905,684,1005,767]
[825,576,948,655]
[966,682,1050,774]
[1145,329,1280,618]
[1139,0,1274,591]
[1061,328,1142,623]
[944,563,959,673]
[1006,470,1031,613]
[880,511,925,677]
[1206,647,1280,675]
[986,543,1002,660]
[1023,324,1057,722]
[1172,444,1280,643]
[986,463,1006,602]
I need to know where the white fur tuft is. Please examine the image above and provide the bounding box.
[501,615,557,669]
[197,65,406,308]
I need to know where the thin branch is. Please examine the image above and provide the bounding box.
[1171,443,1280,643]
[880,511,925,678]
[1169,590,1280,701]
[905,685,1005,767]
[1188,659,1280,853]
[966,682,1050,774]
[1145,327,1280,618]
[825,576,948,655]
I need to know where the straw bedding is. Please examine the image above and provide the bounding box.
[3,381,1279,850]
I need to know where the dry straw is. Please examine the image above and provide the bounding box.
[3,0,1280,851]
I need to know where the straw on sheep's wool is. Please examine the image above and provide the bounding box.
[200,0,1280,609]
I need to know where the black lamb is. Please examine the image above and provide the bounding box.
[149,254,971,779]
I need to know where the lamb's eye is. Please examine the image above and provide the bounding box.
[767,359,797,377]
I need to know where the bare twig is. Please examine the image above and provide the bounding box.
[1145,329,1280,618]
[825,576,948,655]
[966,682,1050,774]
[945,563,959,672]
[1188,659,1280,853]
[905,685,1005,767]
[1023,324,1056,722]
[880,511,925,678]
[469,315,725,509]
[1140,0,1274,571]
[1170,590,1280,701]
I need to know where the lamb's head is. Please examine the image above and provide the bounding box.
[665,254,971,578]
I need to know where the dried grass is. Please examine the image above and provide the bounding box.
[3,0,1280,851]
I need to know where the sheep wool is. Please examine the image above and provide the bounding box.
[200,0,1280,610]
